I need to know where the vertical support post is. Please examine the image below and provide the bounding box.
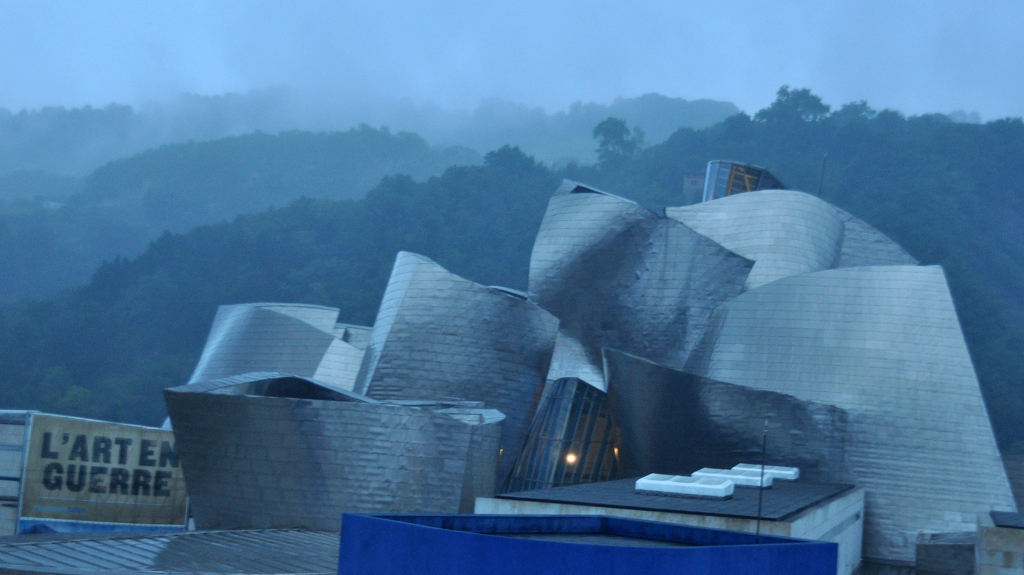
[817,153,828,196]
[755,417,768,543]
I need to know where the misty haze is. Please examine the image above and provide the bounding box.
[0,2,1021,573]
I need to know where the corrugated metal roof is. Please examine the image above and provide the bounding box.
[0,529,338,574]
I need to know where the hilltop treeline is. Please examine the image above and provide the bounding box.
[0,93,740,302]
[0,88,1021,456]
[0,90,738,178]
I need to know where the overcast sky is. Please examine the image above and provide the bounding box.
[2,0,1022,119]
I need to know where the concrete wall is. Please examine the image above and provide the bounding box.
[790,488,865,575]
[977,512,1024,574]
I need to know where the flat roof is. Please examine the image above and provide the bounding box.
[0,529,338,574]
[496,478,856,522]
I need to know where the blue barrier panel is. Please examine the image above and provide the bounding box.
[338,514,837,575]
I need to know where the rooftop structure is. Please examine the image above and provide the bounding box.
[477,479,863,575]
[702,160,786,202]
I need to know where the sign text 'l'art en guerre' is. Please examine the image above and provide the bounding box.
[21,414,187,526]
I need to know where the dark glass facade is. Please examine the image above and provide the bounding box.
[505,378,619,493]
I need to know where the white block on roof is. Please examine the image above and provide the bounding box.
[635,473,734,499]
[732,463,800,481]
[692,467,773,488]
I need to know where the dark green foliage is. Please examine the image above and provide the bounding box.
[0,89,1021,456]
[753,86,832,123]
[0,127,478,301]
[593,118,645,168]
[0,146,556,425]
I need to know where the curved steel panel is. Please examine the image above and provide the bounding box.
[666,190,845,290]
[603,349,848,482]
[546,331,605,391]
[165,374,504,530]
[354,251,560,484]
[528,182,753,371]
[688,265,1015,562]
[666,190,918,291]
[835,212,919,267]
[190,303,368,392]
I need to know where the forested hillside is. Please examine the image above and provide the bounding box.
[0,90,738,178]
[0,93,739,302]
[0,126,477,300]
[0,89,1020,458]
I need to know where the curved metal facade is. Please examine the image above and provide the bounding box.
[169,179,1011,569]
[604,349,848,482]
[666,189,917,290]
[687,265,1015,562]
[354,251,560,484]
[528,181,753,371]
[666,190,846,290]
[834,211,919,268]
[165,372,503,530]
[189,303,368,392]
[546,331,605,391]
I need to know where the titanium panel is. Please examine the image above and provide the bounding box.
[835,212,919,267]
[667,189,917,290]
[190,303,368,392]
[165,373,504,530]
[666,190,845,290]
[688,265,1016,563]
[603,349,848,481]
[335,323,373,350]
[528,180,753,372]
[546,331,605,391]
[354,251,559,484]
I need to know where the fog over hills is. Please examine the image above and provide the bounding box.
[0,91,1021,460]
[0,89,738,185]
[0,91,739,301]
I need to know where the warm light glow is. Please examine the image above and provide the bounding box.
[614,448,618,457]
[565,453,577,464]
